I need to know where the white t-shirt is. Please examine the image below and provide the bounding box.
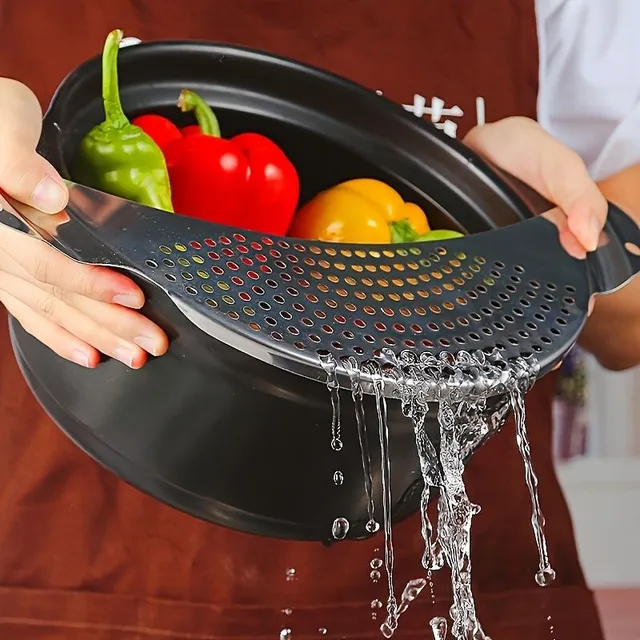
[536,0,640,180]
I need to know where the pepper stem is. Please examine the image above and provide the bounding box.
[102,29,129,129]
[178,90,221,137]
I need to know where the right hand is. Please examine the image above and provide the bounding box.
[0,78,168,369]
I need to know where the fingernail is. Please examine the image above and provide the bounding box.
[32,176,67,213]
[134,335,162,356]
[588,217,601,251]
[114,347,135,368]
[72,349,91,367]
[113,293,143,308]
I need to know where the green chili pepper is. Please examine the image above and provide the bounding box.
[73,29,173,212]
[415,229,464,241]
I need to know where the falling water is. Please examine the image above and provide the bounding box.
[435,398,484,639]
[396,578,428,618]
[346,357,378,533]
[396,349,441,571]
[372,373,399,637]
[510,385,556,587]
[547,614,556,640]
[430,616,449,639]
[414,419,441,570]
[320,349,546,640]
[380,578,427,637]
[427,570,437,606]
[319,352,343,451]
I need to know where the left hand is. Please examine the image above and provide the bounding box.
[464,116,608,260]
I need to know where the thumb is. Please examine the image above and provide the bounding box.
[0,78,68,213]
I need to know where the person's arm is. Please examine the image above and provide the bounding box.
[536,0,640,370]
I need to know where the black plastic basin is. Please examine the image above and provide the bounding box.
[10,40,540,541]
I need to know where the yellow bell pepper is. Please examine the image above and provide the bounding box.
[288,178,430,243]
[401,202,430,235]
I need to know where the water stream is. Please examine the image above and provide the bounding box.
[373,372,399,637]
[346,357,378,534]
[319,352,343,452]
[510,386,556,586]
[320,349,554,639]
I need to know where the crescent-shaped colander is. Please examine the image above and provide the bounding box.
[1,181,639,397]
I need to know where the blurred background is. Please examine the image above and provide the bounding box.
[553,355,640,639]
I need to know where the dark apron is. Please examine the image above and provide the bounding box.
[0,1,605,637]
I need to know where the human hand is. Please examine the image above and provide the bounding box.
[464,116,608,261]
[0,78,168,368]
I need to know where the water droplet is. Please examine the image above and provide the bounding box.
[366,519,380,533]
[330,438,343,451]
[427,572,437,605]
[535,565,556,587]
[370,569,381,582]
[372,612,378,621]
[285,568,296,581]
[371,599,383,609]
[333,470,344,485]
[331,517,349,540]
[370,557,383,569]
[318,629,327,636]
[380,619,397,638]
[280,629,292,640]
[401,577,427,602]
[281,608,292,616]
[430,616,448,640]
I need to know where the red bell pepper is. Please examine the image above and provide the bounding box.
[134,90,300,235]
[133,94,220,149]
[130,114,183,151]
[181,124,203,137]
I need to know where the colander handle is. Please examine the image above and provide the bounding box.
[493,169,640,294]
[0,193,44,237]
[587,202,640,295]
[0,189,129,268]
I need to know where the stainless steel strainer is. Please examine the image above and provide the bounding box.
[1,180,638,394]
